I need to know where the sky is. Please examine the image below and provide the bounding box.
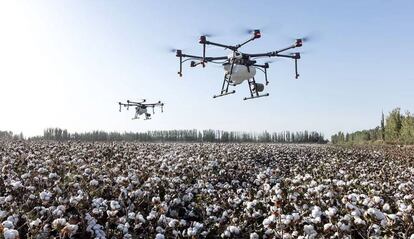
[0,0,413,138]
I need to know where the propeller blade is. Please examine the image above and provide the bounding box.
[290,32,319,43]
[237,23,280,36]
[167,47,180,53]
[163,46,187,54]
[168,47,178,53]
[243,28,260,35]
[296,35,314,43]
[200,32,217,38]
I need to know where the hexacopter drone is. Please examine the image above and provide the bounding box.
[118,99,164,120]
[175,30,305,100]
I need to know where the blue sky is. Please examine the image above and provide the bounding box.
[0,0,413,137]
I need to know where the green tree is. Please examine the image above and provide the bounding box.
[385,108,402,143]
[400,112,414,144]
[381,111,385,141]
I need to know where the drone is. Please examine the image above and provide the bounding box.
[118,99,164,120]
[175,30,304,100]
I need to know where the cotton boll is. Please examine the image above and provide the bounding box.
[281,214,293,225]
[106,210,118,217]
[29,218,42,228]
[146,211,157,221]
[325,207,337,217]
[366,208,386,221]
[39,190,52,201]
[5,196,13,203]
[227,225,240,234]
[250,232,259,239]
[52,218,66,229]
[372,196,383,205]
[303,224,317,237]
[10,180,22,189]
[90,179,99,186]
[0,211,7,219]
[3,228,19,239]
[354,217,366,225]
[179,219,187,227]
[292,212,300,221]
[168,219,179,228]
[222,230,231,237]
[152,196,161,204]
[183,193,193,202]
[110,200,121,210]
[338,221,350,232]
[323,223,334,231]
[263,215,276,227]
[62,224,79,237]
[311,206,322,218]
[136,213,146,223]
[2,220,14,229]
[123,234,132,239]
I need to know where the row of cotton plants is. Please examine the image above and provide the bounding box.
[0,141,413,238]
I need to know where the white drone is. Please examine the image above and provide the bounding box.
[118,99,164,120]
[175,29,305,100]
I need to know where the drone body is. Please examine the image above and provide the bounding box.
[134,105,150,120]
[118,99,164,120]
[224,64,256,85]
[175,30,304,100]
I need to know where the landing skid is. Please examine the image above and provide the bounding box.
[213,90,236,98]
[244,93,269,100]
[243,77,269,100]
[213,71,236,99]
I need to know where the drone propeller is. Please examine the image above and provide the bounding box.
[300,36,313,42]
[164,47,186,54]
[291,32,319,43]
[239,24,273,35]
[243,28,261,35]
[167,47,179,53]
[200,32,217,38]
[294,36,313,45]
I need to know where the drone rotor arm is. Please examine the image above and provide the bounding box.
[205,56,228,61]
[203,40,237,51]
[127,99,146,105]
[247,42,301,59]
[235,34,258,50]
[181,54,227,61]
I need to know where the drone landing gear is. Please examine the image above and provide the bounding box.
[244,77,269,100]
[213,73,236,98]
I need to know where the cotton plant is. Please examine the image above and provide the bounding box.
[0,141,413,237]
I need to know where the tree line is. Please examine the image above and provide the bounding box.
[331,108,414,145]
[32,128,327,143]
[0,130,24,140]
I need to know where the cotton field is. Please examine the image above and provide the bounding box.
[1,141,414,238]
